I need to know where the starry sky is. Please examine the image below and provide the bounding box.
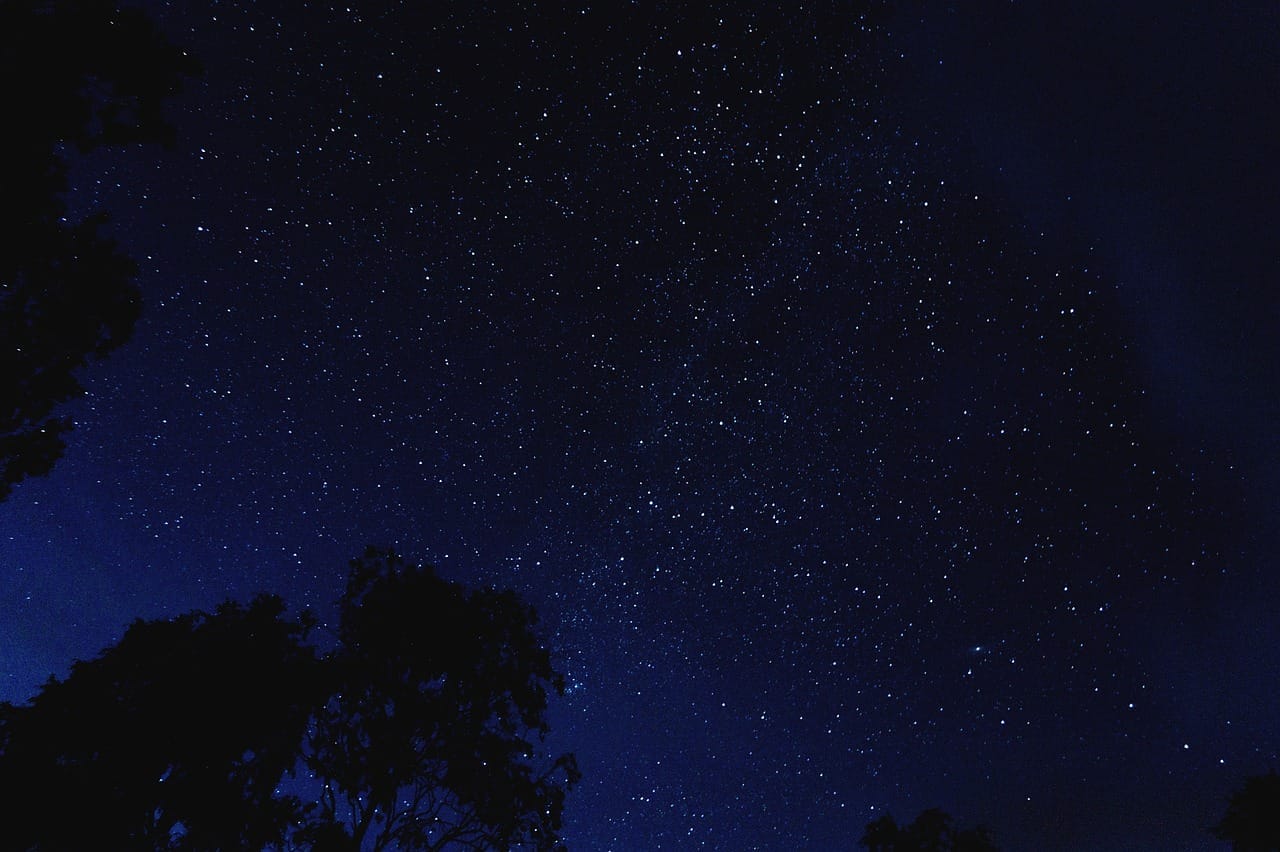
[4,2,1279,849]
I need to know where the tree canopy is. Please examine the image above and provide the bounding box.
[1213,770,1280,851]
[0,595,320,849]
[860,808,999,852]
[0,0,198,500]
[0,548,578,850]
[301,549,580,851]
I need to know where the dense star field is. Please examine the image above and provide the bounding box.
[3,2,1278,849]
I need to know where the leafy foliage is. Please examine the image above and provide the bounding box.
[302,548,581,851]
[0,596,319,850]
[0,549,578,850]
[0,0,198,500]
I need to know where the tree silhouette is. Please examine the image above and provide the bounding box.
[861,814,903,852]
[0,595,320,850]
[299,548,581,851]
[0,0,198,500]
[0,549,579,850]
[1213,771,1280,851]
[860,808,999,852]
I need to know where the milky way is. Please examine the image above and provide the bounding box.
[3,3,1277,849]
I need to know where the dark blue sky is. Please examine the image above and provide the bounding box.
[3,2,1277,849]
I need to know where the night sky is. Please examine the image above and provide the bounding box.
[4,2,1279,849]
